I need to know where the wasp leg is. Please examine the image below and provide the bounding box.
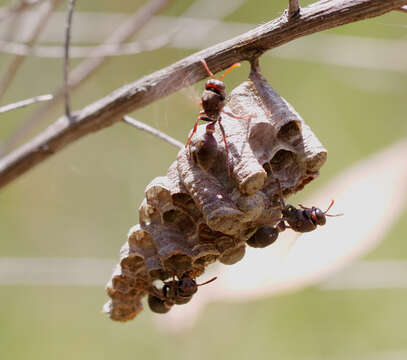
[185,116,201,148]
[217,117,230,176]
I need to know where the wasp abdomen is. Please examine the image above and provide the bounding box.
[148,294,172,314]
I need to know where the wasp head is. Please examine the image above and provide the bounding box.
[311,207,326,226]
[205,79,226,99]
[178,276,198,297]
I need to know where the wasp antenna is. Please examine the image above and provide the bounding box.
[324,200,335,214]
[324,200,344,217]
[218,63,240,81]
[197,276,217,287]
[326,212,344,217]
[200,59,215,79]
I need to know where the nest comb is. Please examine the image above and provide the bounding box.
[103,63,327,321]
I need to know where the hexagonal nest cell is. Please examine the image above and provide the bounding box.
[103,63,327,321]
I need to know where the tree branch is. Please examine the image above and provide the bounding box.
[0,94,53,114]
[122,116,183,150]
[64,0,76,118]
[0,33,174,58]
[0,0,43,23]
[0,0,405,189]
[288,0,301,18]
[0,0,63,102]
[0,0,173,155]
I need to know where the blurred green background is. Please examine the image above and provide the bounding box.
[0,0,406,359]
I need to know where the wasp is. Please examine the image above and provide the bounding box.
[274,178,343,233]
[276,200,342,233]
[247,178,343,248]
[185,59,241,173]
[147,275,217,314]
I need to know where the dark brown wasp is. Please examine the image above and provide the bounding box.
[185,59,241,173]
[274,179,343,233]
[247,179,343,248]
[276,200,343,233]
[147,275,217,314]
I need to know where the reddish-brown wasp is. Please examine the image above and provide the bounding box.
[185,59,241,173]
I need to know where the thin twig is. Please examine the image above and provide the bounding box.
[0,0,405,189]
[1,19,405,70]
[0,94,53,114]
[0,33,174,58]
[0,0,172,155]
[0,0,42,22]
[0,0,64,102]
[288,0,300,18]
[1,1,31,46]
[123,116,183,150]
[64,0,76,118]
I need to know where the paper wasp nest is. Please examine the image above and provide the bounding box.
[104,65,327,321]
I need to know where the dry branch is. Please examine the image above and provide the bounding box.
[0,0,405,189]
[0,0,173,155]
[0,34,173,58]
[123,116,183,150]
[0,0,63,102]
[0,94,53,114]
[0,0,43,22]
[64,0,76,118]
[288,0,301,18]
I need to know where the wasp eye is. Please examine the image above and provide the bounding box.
[314,208,326,225]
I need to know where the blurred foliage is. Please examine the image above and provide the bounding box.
[0,0,406,359]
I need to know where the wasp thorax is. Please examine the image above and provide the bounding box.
[201,92,225,121]
[282,205,297,218]
[282,204,318,233]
